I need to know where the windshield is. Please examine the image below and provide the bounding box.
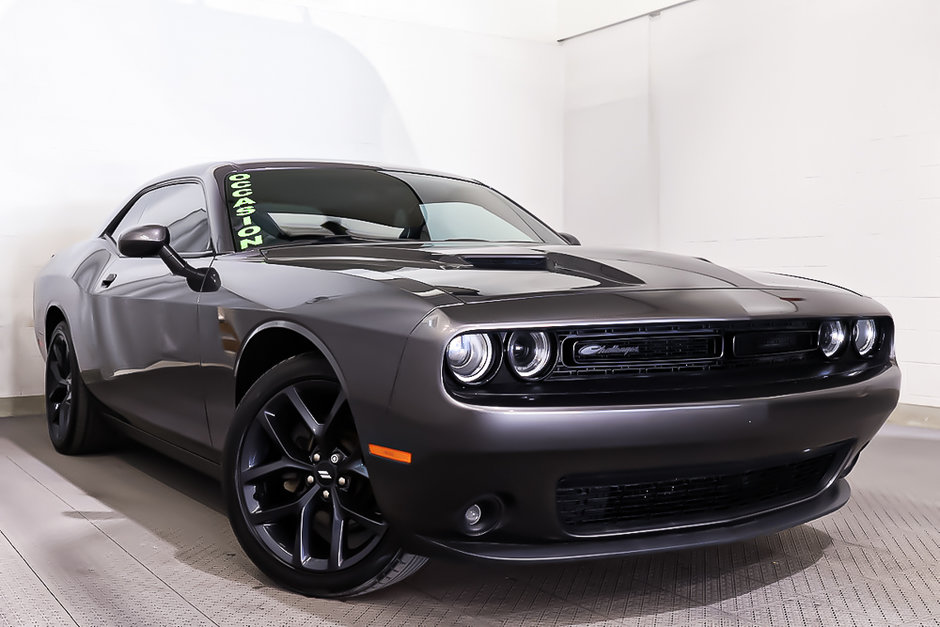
[220,167,563,251]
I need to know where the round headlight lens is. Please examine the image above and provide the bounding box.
[445,333,495,384]
[853,319,877,356]
[818,320,846,358]
[506,331,553,379]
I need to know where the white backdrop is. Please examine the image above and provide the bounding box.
[562,17,658,249]
[3,0,936,407]
[0,0,563,396]
[562,0,940,406]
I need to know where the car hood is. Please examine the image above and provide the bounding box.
[260,242,850,304]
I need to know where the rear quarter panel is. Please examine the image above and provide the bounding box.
[34,239,114,375]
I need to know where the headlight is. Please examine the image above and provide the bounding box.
[818,320,846,358]
[506,331,553,379]
[445,333,496,384]
[853,319,877,356]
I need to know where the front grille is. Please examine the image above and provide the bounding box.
[569,333,721,366]
[556,449,841,536]
[552,319,817,380]
[444,317,893,406]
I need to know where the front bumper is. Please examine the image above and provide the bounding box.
[357,350,899,563]
[416,479,851,562]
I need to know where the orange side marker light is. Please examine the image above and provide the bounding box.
[368,444,412,464]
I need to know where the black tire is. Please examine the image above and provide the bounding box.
[45,321,112,454]
[223,354,427,597]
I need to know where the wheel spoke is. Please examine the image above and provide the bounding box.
[242,459,313,483]
[294,497,315,567]
[329,493,346,569]
[249,502,295,525]
[51,341,66,367]
[335,495,385,533]
[257,409,303,462]
[325,390,347,426]
[49,360,68,387]
[340,458,370,481]
[282,386,323,440]
[249,490,312,525]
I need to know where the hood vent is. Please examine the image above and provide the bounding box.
[460,254,548,271]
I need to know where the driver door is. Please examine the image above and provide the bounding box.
[89,182,214,450]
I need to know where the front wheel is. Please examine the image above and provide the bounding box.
[223,354,426,597]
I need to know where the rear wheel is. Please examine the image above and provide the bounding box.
[223,354,426,597]
[45,321,111,454]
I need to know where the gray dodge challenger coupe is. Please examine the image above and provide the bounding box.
[33,160,901,597]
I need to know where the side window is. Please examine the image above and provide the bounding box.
[111,194,151,241]
[140,184,211,254]
[117,183,211,255]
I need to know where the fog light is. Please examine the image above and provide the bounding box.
[459,497,503,536]
[464,504,483,526]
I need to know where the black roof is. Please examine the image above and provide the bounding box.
[147,159,479,187]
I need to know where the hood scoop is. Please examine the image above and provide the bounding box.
[454,252,645,287]
[460,254,548,271]
[548,253,645,287]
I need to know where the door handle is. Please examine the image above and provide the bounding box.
[101,273,117,288]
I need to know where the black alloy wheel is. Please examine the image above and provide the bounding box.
[238,379,385,570]
[224,354,426,597]
[44,321,110,454]
[46,326,74,447]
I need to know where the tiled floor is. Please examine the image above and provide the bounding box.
[0,415,937,626]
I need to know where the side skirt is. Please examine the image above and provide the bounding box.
[104,414,222,480]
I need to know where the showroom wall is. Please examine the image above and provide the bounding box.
[557,0,683,39]
[562,0,940,406]
[0,0,563,397]
[3,0,935,407]
[562,17,658,249]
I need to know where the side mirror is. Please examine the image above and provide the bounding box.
[117,224,220,293]
[558,232,581,246]
[118,224,169,257]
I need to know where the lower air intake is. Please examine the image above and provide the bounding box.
[556,448,842,536]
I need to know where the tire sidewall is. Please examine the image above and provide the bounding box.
[222,353,407,597]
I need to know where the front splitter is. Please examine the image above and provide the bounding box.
[406,479,850,563]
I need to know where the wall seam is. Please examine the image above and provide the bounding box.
[647,14,662,250]
[557,0,700,42]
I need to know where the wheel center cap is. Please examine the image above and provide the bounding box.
[315,462,337,486]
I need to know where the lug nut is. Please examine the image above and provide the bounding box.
[306,475,314,485]
[313,453,320,462]
[464,504,483,526]
[330,454,340,464]
[322,490,330,499]
[338,477,347,487]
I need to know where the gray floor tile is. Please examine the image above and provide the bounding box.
[1,414,938,626]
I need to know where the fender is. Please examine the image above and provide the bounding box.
[234,319,352,395]
[41,302,70,353]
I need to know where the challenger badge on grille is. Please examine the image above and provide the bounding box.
[576,343,641,359]
[570,334,722,365]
